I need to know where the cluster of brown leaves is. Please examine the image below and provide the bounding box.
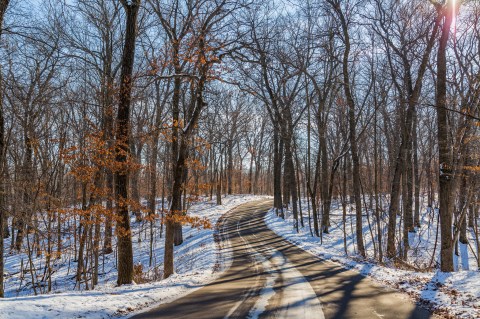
[164,211,212,230]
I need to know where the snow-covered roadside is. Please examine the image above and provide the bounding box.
[0,195,269,319]
[265,209,480,319]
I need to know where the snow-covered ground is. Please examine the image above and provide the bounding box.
[0,195,269,319]
[265,200,480,319]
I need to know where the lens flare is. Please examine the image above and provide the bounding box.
[452,0,456,29]
[451,0,457,44]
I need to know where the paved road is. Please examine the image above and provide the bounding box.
[131,199,436,319]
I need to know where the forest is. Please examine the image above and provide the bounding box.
[0,0,479,317]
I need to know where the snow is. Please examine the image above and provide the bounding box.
[265,200,480,319]
[247,254,277,319]
[266,252,324,319]
[0,195,269,319]
[246,250,324,319]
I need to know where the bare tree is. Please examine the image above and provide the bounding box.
[434,0,456,272]
[115,0,141,286]
[0,0,10,299]
[326,0,366,257]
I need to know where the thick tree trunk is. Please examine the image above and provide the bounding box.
[468,201,475,229]
[0,0,8,297]
[0,169,3,298]
[115,0,140,285]
[164,137,188,278]
[170,48,183,248]
[319,126,330,233]
[0,193,3,298]
[436,1,455,272]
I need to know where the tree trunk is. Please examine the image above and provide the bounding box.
[115,0,140,285]
[282,138,289,210]
[436,1,455,272]
[216,169,222,205]
[170,45,183,248]
[468,202,475,229]
[413,110,420,227]
[227,140,233,195]
[131,141,143,222]
[284,134,298,231]
[273,127,283,217]
[0,192,3,298]
[164,137,189,278]
[0,0,8,298]
[458,177,468,245]
[15,130,33,251]
[248,149,254,194]
[374,102,383,262]
[319,126,330,233]
[102,31,116,255]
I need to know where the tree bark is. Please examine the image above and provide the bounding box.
[102,29,116,255]
[0,0,9,298]
[115,0,140,285]
[284,134,298,231]
[319,126,330,233]
[130,140,143,222]
[273,127,283,217]
[436,1,455,272]
[15,129,33,251]
[413,110,420,227]
[227,139,233,195]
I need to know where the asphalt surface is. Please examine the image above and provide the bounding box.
[131,199,436,319]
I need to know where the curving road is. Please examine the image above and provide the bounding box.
[131,199,436,319]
